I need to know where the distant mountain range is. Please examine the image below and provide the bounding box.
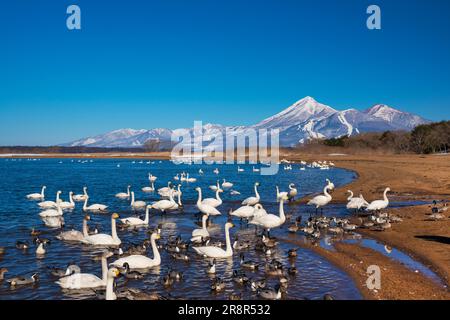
[61,97,430,148]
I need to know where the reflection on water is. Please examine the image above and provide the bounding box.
[0,158,362,300]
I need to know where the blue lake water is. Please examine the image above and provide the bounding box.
[0,158,362,300]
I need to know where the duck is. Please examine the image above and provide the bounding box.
[120,205,151,226]
[38,191,62,209]
[116,185,131,199]
[0,247,5,256]
[249,195,287,234]
[171,252,190,262]
[288,183,298,201]
[206,259,216,274]
[201,188,223,208]
[211,277,225,292]
[366,188,390,212]
[83,196,108,212]
[232,270,249,285]
[57,252,112,290]
[242,182,260,206]
[195,187,221,216]
[307,185,332,214]
[73,187,88,202]
[130,191,147,210]
[110,232,161,269]
[56,215,90,242]
[16,241,30,250]
[287,248,298,258]
[222,179,233,189]
[192,222,234,258]
[26,186,46,200]
[240,253,258,270]
[120,263,144,279]
[288,217,302,233]
[167,268,183,281]
[191,214,210,243]
[249,279,266,292]
[7,273,39,287]
[258,284,282,300]
[81,213,121,247]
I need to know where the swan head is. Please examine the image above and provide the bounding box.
[108,268,121,279]
[102,251,114,259]
[385,187,391,192]
[151,232,161,241]
[43,186,47,190]
[255,182,260,186]
[280,195,289,201]
[57,191,62,194]
[225,222,234,229]
[84,215,91,221]
[195,187,201,192]
[112,213,120,219]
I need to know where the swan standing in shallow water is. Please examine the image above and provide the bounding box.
[191,214,209,243]
[110,232,161,269]
[83,196,108,212]
[250,196,287,234]
[151,190,176,212]
[27,186,46,200]
[201,189,223,208]
[242,182,260,206]
[56,252,112,289]
[193,222,234,258]
[130,191,147,210]
[56,215,90,241]
[116,185,131,199]
[38,191,62,209]
[121,205,150,226]
[230,206,256,219]
[346,190,369,210]
[195,187,221,216]
[307,185,332,214]
[81,213,121,247]
[366,187,390,212]
[73,187,88,202]
[288,183,298,201]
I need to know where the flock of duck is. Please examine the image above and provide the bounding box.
[0,161,399,300]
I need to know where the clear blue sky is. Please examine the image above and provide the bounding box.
[1,0,450,145]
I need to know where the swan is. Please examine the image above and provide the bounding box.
[42,216,64,228]
[27,186,46,200]
[346,190,369,210]
[242,182,260,206]
[56,253,112,289]
[195,187,221,216]
[105,268,121,300]
[191,214,209,243]
[120,205,150,226]
[366,188,390,212]
[151,190,176,212]
[192,222,234,258]
[252,166,260,172]
[201,189,223,208]
[110,232,161,269]
[307,185,332,214]
[237,166,244,172]
[213,168,219,175]
[276,186,288,202]
[38,191,62,209]
[116,185,131,199]
[167,185,183,210]
[39,203,63,217]
[249,196,287,232]
[158,182,172,197]
[148,173,157,182]
[288,183,298,201]
[198,169,204,175]
[229,206,256,219]
[326,179,335,191]
[81,213,121,247]
[130,191,147,209]
[56,215,90,241]
[83,196,108,212]
[222,179,233,189]
[73,187,88,202]
[186,173,197,183]
[209,181,220,191]
[142,181,155,193]
[173,174,180,181]
[58,192,75,210]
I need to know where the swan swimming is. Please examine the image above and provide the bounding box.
[130,191,147,210]
[191,214,209,243]
[242,182,260,206]
[195,187,221,216]
[73,187,88,202]
[115,185,131,199]
[38,191,62,209]
[192,222,234,258]
[83,196,108,212]
[81,213,121,247]
[56,215,90,242]
[120,205,151,226]
[27,186,46,200]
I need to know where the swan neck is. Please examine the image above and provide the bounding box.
[254,184,260,198]
[82,218,89,237]
[383,189,389,202]
[151,236,161,264]
[347,191,353,201]
[101,257,108,283]
[225,226,233,255]
[197,189,202,205]
[131,192,135,205]
[105,275,116,300]
[279,199,286,221]
[111,218,119,241]
[144,207,150,224]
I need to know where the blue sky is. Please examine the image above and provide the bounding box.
[1,0,450,145]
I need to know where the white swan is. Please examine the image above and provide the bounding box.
[39,203,63,217]
[192,222,234,258]
[142,181,155,193]
[307,185,332,213]
[83,196,108,212]
[151,190,176,212]
[148,173,157,182]
[158,182,172,197]
[27,186,46,200]
[38,191,62,209]
[326,179,335,191]
[213,168,220,175]
[120,205,150,226]
[209,181,220,191]
[56,215,90,241]
[250,196,287,232]
[56,253,112,289]
[167,185,183,210]
[191,214,209,243]
[366,187,390,212]
[59,192,75,210]
[288,183,298,200]
[242,182,260,206]
[81,213,121,247]
[230,205,256,219]
[73,187,88,202]
[346,190,369,210]
[116,185,131,199]
[186,173,197,183]
[110,232,161,269]
[201,189,223,208]
[222,179,233,189]
[130,191,147,210]
[105,268,120,300]
[237,166,244,172]
[252,166,260,172]
[195,187,221,216]
[276,186,288,202]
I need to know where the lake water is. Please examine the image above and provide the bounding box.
[0,158,362,300]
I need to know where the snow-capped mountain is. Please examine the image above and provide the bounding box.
[61,97,430,148]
